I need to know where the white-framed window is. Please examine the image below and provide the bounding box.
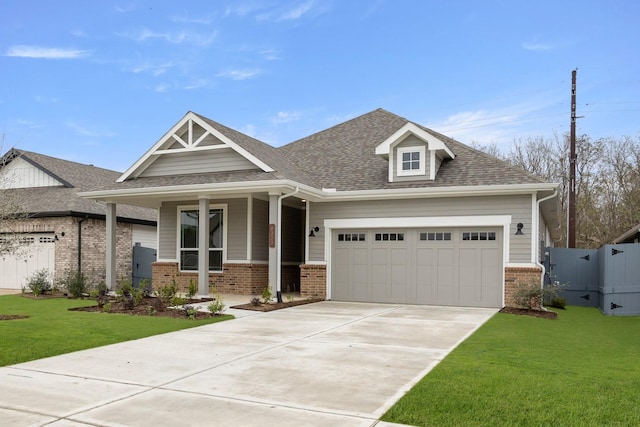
[397,146,426,176]
[178,205,225,272]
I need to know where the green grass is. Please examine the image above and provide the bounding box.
[382,306,640,427]
[0,295,232,366]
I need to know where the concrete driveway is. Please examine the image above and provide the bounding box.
[0,301,496,426]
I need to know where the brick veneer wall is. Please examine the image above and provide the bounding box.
[504,266,543,308]
[2,217,133,287]
[299,264,326,299]
[152,262,268,295]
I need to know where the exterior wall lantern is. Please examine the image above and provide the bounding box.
[515,223,524,235]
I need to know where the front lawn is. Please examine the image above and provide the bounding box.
[0,295,232,366]
[382,306,640,426]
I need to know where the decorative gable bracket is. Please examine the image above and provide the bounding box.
[375,122,455,182]
[118,112,274,182]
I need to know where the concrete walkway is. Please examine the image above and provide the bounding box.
[0,300,497,426]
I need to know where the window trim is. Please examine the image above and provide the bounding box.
[397,146,426,176]
[176,204,227,273]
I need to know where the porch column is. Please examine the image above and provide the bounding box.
[268,193,279,299]
[198,197,210,296]
[105,202,117,290]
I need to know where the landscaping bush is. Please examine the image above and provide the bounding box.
[156,280,178,306]
[208,295,226,315]
[261,286,272,304]
[548,296,567,309]
[26,269,53,297]
[138,278,153,298]
[60,270,91,298]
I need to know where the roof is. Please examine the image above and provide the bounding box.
[278,108,548,191]
[612,222,640,244]
[0,149,156,223]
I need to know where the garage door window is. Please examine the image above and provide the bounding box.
[375,232,404,241]
[338,233,366,242]
[462,231,496,241]
[420,232,452,241]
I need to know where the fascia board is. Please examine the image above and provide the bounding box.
[375,122,455,159]
[118,111,195,183]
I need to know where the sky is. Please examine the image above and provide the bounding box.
[1,1,639,172]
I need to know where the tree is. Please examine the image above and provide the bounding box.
[504,133,640,248]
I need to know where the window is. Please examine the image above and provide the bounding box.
[420,232,452,241]
[338,233,366,242]
[375,232,405,241]
[179,207,224,272]
[462,231,496,241]
[397,146,426,176]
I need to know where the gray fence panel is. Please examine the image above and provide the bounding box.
[547,247,599,307]
[600,244,640,316]
[132,243,157,288]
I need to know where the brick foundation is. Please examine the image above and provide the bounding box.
[504,266,543,308]
[300,264,327,299]
[152,262,268,295]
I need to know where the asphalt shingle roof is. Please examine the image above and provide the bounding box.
[1,150,156,222]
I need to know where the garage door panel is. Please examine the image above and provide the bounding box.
[0,234,56,290]
[332,227,503,308]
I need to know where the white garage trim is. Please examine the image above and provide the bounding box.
[324,215,511,301]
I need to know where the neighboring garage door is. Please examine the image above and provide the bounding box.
[0,233,56,290]
[332,228,503,307]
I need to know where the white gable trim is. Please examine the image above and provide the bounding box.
[375,122,455,159]
[118,112,274,182]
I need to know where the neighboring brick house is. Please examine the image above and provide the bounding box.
[0,149,157,290]
[83,109,560,308]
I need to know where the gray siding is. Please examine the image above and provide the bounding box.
[140,149,257,177]
[132,224,157,249]
[252,199,269,261]
[158,198,248,262]
[309,194,533,263]
[227,198,247,260]
[392,135,430,182]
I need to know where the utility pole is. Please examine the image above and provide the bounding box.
[568,69,577,248]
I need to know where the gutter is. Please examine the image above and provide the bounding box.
[276,187,299,302]
[535,189,558,310]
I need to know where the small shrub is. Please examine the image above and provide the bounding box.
[250,296,261,306]
[101,302,112,313]
[61,270,90,298]
[182,304,198,320]
[171,295,186,307]
[157,280,178,306]
[139,279,153,298]
[208,295,226,315]
[117,279,138,310]
[286,294,295,303]
[96,282,110,308]
[187,278,197,299]
[548,296,567,309]
[261,286,272,304]
[27,269,52,297]
[146,305,156,316]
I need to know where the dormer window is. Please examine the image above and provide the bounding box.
[397,146,425,176]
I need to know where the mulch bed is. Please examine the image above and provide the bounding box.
[499,307,558,319]
[232,298,323,312]
[0,314,30,321]
[69,296,217,319]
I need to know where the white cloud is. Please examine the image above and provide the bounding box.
[522,38,553,51]
[217,69,262,80]
[261,49,280,60]
[66,122,116,138]
[130,60,175,76]
[271,111,302,124]
[5,45,89,59]
[183,79,210,90]
[70,29,88,38]
[153,83,170,93]
[279,1,314,20]
[171,13,214,25]
[122,29,217,46]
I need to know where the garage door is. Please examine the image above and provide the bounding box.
[332,228,503,307]
[0,233,56,290]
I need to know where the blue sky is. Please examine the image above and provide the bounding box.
[1,1,639,172]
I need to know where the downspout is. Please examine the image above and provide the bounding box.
[277,187,300,303]
[78,216,89,273]
[535,190,558,310]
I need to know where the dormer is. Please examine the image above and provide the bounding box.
[375,122,455,182]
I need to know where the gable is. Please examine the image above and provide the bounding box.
[375,122,454,183]
[119,112,274,182]
[0,157,66,189]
